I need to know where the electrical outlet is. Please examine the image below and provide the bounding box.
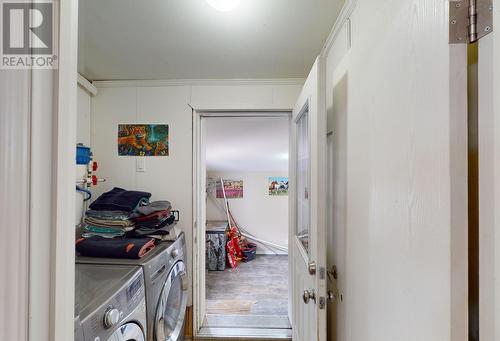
[136,158,146,172]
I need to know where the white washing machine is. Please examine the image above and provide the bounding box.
[75,264,147,341]
[77,233,188,341]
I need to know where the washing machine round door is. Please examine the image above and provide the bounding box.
[154,261,188,341]
[107,322,145,341]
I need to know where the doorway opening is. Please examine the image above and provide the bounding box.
[194,113,293,338]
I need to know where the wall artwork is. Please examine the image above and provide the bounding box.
[118,124,169,156]
[216,179,244,199]
[269,177,289,196]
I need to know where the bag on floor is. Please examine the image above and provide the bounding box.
[241,242,257,262]
[226,237,241,268]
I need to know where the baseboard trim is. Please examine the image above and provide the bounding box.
[255,251,288,255]
[204,314,291,329]
[196,326,292,340]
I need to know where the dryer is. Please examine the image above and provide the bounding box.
[77,233,188,341]
[75,264,147,341]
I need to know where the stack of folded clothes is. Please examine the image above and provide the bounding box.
[130,201,177,239]
[83,210,135,238]
[77,187,181,259]
[82,187,152,238]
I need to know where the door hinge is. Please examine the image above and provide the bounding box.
[450,0,493,44]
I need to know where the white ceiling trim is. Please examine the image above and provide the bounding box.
[92,78,305,88]
[322,0,357,54]
[77,74,98,96]
[195,110,291,116]
[191,105,295,112]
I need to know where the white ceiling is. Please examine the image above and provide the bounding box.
[78,0,344,80]
[205,117,289,172]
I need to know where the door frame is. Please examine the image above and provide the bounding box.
[28,0,79,340]
[478,24,500,340]
[191,108,292,336]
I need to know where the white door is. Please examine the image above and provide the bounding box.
[290,57,327,341]
[322,1,469,339]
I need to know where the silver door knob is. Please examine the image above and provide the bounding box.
[327,290,336,302]
[308,261,317,275]
[302,289,316,304]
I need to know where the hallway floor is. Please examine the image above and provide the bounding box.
[206,255,289,316]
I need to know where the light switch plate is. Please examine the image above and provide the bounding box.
[136,158,146,172]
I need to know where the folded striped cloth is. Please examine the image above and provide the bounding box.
[84,216,135,227]
[82,231,125,239]
[85,209,131,220]
[82,225,127,239]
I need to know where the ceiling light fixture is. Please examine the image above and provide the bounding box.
[206,0,241,12]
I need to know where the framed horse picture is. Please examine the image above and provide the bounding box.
[268,176,288,196]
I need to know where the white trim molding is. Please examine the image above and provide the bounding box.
[51,0,78,334]
[190,108,293,115]
[322,0,357,54]
[77,74,98,96]
[92,78,305,88]
[192,109,293,337]
[0,69,31,341]
[27,0,79,340]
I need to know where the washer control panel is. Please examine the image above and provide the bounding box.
[81,269,145,340]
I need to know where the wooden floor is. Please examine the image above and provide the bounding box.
[206,255,289,316]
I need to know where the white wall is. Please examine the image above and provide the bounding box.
[90,80,302,305]
[324,1,467,340]
[75,84,93,226]
[206,171,288,254]
[77,85,92,146]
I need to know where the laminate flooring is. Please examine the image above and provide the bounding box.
[206,255,289,317]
